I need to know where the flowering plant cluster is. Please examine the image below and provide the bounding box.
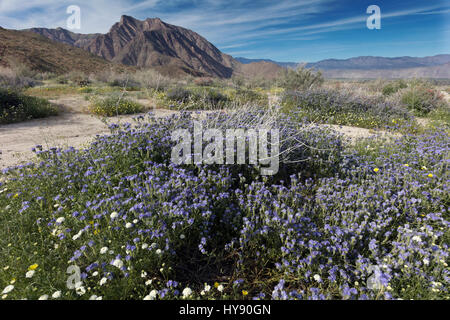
[0,112,448,300]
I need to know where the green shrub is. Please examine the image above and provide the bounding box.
[166,87,192,101]
[277,66,323,91]
[382,80,407,96]
[161,87,230,110]
[0,88,58,124]
[232,89,268,106]
[88,96,144,116]
[401,86,446,115]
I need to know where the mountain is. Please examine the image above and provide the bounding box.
[305,55,450,70]
[0,27,126,74]
[28,16,240,78]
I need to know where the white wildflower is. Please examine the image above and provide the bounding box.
[25,270,35,278]
[113,259,123,269]
[144,289,158,300]
[182,287,193,299]
[2,285,14,294]
[56,217,65,224]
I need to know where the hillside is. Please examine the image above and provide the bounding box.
[0,27,126,74]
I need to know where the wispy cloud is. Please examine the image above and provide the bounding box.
[0,0,448,61]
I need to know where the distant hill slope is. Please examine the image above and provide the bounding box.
[26,27,100,48]
[0,27,126,74]
[235,57,299,69]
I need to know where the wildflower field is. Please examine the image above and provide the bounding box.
[0,68,449,300]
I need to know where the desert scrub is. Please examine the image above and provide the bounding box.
[277,66,323,91]
[0,67,39,89]
[88,95,144,116]
[24,86,80,98]
[228,88,269,106]
[155,86,231,110]
[401,85,447,116]
[382,80,407,96]
[0,88,58,124]
[281,89,412,129]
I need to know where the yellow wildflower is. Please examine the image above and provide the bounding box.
[214,282,219,288]
[373,168,379,173]
[242,290,248,296]
[28,264,39,271]
[428,173,433,178]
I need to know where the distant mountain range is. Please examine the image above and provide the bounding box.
[235,57,299,69]
[0,15,448,79]
[236,55,450,78]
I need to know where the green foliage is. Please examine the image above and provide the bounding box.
[277,66,324,91]
[401,85,447,115]
[88,95,144,116]
[382,80,407,96]
[0,88,58,124]
[158,86,231,110]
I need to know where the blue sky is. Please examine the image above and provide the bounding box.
[0,0,449,62]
